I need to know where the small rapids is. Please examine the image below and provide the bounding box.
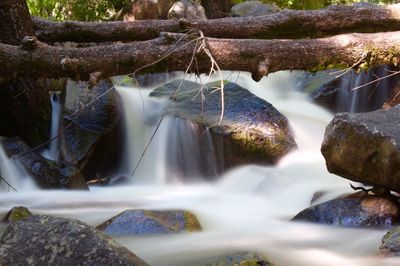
[0,71,399,265]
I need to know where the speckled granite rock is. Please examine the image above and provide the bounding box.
[321,105,400,193]
[0,215,148,266]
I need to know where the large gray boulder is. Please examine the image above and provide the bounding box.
[231,1,280,17]
[168,0,207,20]
[0,215,148,266]
[150,80,296,175]
[321,105,400,193]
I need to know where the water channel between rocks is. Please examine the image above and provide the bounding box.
[0,71,399,266]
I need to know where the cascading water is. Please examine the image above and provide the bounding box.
[0,139,36,191]
[0,71,399,265]
[41,91,62,161]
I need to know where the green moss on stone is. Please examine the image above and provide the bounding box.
[5,206,32,223]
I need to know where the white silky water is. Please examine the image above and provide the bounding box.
[0,71,399,265]
[42,91,62,161]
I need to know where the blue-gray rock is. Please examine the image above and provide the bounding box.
[97,209,202,236]
[292,193,399,228]
[62,79,123,181]
[0,215,148,266]
[231,1,280,17]
[321,105,400,193]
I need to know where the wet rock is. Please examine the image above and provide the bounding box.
[380,226,400,256]
[3,206,32,223]
[292,192,400,228]
[2,138,87,189]
[62,79,123,181]
[0,215,148,266]
[168,0,207,19]
[193,251,274,266]
[231,1,280,17]
[321,105,400,193]
[97,209,202,236]
[114,0,159,21]
[150,80,296,173]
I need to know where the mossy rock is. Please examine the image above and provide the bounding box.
[193,252,274,266]
[150,80,296,171]
[3,206,32,223]
[97,209,202,236]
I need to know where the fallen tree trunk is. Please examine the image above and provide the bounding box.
[1,31,399,82]
[32,4,400,43]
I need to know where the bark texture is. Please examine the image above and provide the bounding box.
[0,0,34,45]
[0,0,50,146]
[1,31,399,82]
[32,4,400,43]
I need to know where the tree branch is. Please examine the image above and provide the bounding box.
[32,4,400,43]
[1,31,399,83]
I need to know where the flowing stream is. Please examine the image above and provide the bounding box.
[0,71,399,265]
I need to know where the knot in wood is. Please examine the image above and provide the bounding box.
[21,36,37,51]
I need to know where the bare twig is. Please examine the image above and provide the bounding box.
[0,175,17,192]
[351,70,400,91]
[130,117,164,178]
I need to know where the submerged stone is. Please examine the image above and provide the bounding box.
[2,138,87,189]
[150,80,296,174]
[292,192,399,228]
[192,252,274,266]
[97,209,202,236]
[321,105,400,193]
[0,215,148,266]
[3,206,32,223]
[380,226,400,256]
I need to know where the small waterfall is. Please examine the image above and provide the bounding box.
[114,84,170,184]
[165,117,221,181]
[42,91,62,161]
[319,66,400,113]
[0,140,36,191]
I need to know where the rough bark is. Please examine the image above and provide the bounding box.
[0,0,50,146]
[32,4,400,43]
[1,31,399,82]
[0,0,34,45]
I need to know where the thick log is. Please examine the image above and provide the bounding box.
[0,31,399,82]
[32,4,400,43]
